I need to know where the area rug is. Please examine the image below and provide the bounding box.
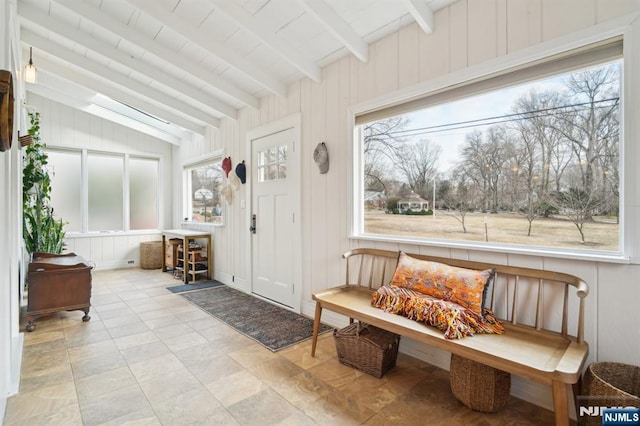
[166,280,224,293]
[179,286,332,351]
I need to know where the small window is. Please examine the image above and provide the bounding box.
[257,145,287,182]
[185,160,224,224]
[356,42,622,255]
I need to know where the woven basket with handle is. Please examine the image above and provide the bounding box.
[334,322,400,378]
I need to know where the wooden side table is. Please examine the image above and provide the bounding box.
[161,230,212,284]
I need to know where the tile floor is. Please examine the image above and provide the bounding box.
[4,268,556,425]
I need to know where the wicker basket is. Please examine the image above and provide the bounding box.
[334,322,400,378]
[579,362,640,426]
[140,241,163,269]
[450,354,511,412]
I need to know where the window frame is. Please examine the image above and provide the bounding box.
[46,147,162,235]
[182,151,226,227]
[348,15,640,264]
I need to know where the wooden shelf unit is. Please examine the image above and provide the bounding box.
[161,230,212,284]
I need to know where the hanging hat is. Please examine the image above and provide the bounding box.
[235,161,246,184]
[220,183,233,205]
[221,156,232,177]
[313,142,329,174]
[229,170,241,190]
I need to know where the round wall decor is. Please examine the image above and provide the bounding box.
[0,70,15,152]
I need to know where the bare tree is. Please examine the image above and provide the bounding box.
[442,171,476,233]
[393,139,441,200]
[548,187,607,243]
[552,65,620,202]
[363,116,409,194]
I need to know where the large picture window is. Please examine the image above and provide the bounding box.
[48,149,160,233]
[184,160,224,225]
[356,39,622,255]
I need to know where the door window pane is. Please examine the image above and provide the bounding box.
[257,145,288,182]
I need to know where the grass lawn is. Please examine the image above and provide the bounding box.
[364,210,619,252]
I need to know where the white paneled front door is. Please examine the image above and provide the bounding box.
[249,117,300,309]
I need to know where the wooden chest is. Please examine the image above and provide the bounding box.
[26,252,93,331]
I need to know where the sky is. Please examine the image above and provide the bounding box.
[403,74,569,176]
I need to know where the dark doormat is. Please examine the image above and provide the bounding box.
[166,280,225,293]
[178,285,332,351]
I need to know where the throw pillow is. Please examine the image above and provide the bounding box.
[371,285,504,340]
[388,252,494,316]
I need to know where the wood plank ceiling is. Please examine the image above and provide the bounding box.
[18,0,458,144]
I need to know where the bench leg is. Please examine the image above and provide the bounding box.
[552,381,570,426]
[311,303,322,357]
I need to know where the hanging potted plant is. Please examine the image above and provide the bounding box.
[22,111,66,255]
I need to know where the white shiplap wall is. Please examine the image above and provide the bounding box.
[178,0,640,412]
[27,93,174,270]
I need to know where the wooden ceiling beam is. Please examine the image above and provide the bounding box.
[22,30,219,128]
[20,3,237,120]
[51,0,259,110]
[126,0,288,97]
[297,0,368,63]
[405,0,434,34]
[210,0,322,82]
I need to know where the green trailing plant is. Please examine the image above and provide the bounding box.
[22,112,66,255]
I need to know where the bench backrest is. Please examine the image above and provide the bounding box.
[342,248,589,343]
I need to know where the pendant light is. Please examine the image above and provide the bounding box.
[25,47,37,84]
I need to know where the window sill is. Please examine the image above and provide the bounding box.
[179,221,224,228]
[350,233,631,264]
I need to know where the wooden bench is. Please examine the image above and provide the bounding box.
[310,248,589,426]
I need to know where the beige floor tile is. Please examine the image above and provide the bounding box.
[78,384,151,426]
[307,357,363,389]
[97,406,162,426]
[113,330,159,351]
[163,331,209,352]
[67,339,119,364]
[120,340,171,365]
[151,388,223,425]
[64,328,113,349]
[75,366,138,403]
[22,329,65,346]
[268,370,335,407]
[185,353,246,386]
[173,341,224,366]
[5,401,83,426]
[226,388,301,425]
[142,314,182,330]
[101,314,144,330]
[152,322,194,340]
[299,388,376,426]
[70,350,127,380]
[19,362,75,394]
[4,381,78,425]
[248,356,306,383]
[227,341,281,370]
[205,369,268,407]
[129,352,186,382]
[137,368,201,404]
[184,315,224,331]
